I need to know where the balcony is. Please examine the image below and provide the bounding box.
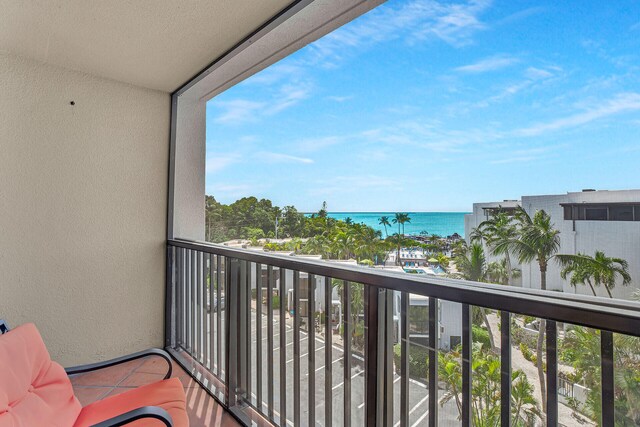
[69,355,240,427]
[165,239,640,427]
[4,1,640,427]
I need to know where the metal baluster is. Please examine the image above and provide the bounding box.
[224,258,236,407]
[185,249,189,351]
[246,261,252,403]
[293,271,301,427]
[546,320,558,427]
[462,304,472,427]
[428,297,439,427]
[384,290,394,427]
[267,265,275,421]
[177,247,183,348]
[308,274,316,427]
[344,280,351,427]
[197,251,202,362]
[190,250,196,355]
[239,260,248,402]
[324,277,333,427]
[400,292,409,427]
[600,330,614,427]
[279,268,287,427]
[209,253,215,372]
[256,263,263,413]
[364,286,381,427]
[201,251,207,365]
[501,311,511,427]
[165,245,174,348]
[217,256,223,378]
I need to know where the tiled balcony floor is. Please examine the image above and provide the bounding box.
[70,355,241,427]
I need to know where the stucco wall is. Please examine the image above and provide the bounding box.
[0,53,170,365]
[466,191,640,301]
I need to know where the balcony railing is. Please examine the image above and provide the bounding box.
[165,239,640,427]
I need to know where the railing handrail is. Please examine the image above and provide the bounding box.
[168,238,640,336]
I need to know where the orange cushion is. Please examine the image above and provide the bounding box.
[0,323,82,427]
[73,378,188,427]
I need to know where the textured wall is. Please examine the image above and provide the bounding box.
[0,53,170,365]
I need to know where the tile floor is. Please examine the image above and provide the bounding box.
[70,355,241,427]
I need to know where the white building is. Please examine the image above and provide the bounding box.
[465,189,640,300]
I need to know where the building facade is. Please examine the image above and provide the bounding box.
[465,189,640,300]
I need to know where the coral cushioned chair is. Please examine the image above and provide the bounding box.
[0,321,189,427]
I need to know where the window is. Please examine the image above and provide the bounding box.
[562,204,639,222]
[610,205,634,221]
[585,207,608,221]
[409,306,429,335]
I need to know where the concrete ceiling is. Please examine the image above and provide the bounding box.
[0,0,293,92]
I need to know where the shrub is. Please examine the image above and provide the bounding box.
[393,343,429,379]
[519,343,533,361]
[272,295,280,309]
[472,325,491,349]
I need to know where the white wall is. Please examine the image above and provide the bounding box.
[0,53,170,365]
[520,191,640,299]
[466,191,640,300]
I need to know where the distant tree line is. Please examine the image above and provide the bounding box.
[205,196,454,266]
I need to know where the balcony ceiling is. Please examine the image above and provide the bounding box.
[0,0,293,92]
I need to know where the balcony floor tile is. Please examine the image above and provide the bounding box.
[70,355,241,427]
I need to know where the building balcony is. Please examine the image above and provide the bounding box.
[70,355,240,427]
[164,239,640,427]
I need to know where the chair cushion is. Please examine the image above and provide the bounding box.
[73,378,188,427]
[0,323,82,427]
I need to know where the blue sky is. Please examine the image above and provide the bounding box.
[206,0,640,212]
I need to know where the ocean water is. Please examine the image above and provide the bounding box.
[324,212,468,238]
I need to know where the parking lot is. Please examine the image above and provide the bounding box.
[241,310,459,427]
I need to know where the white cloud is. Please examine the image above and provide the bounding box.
[455,55,518,73]
[306,0,492,65]
[327,95,354,102]
[455,65,560,110]
[296,135,346,152]
[265,83,311,115]
[259,152,314,164]
[513,92,640,137]
[214,100,264,124]
[213,82,311,124]
[497,7,546,25]
[206,153,240,174]
[413,0,492,46]
[524,67,554,80]
[244,63,304,85]
[206,183,252,194]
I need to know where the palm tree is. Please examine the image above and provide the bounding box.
[557,251,631,298]
[438,344,539,425]
[353,226,382,262]
[393,213,403,236]
[393,213,412,236]
[473,209,519,285]
[389,233,403,266]
[331,231,354,260]
[454,242,496,351]
[557,253,599,296]
[378,216,391,238]
[344,217,353,225]
[436,253,450,272]
[486,258,521,286]
[401,213,411,235]
[455,242,487,282]
[511,206,560,414]
[511,207,560,292]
